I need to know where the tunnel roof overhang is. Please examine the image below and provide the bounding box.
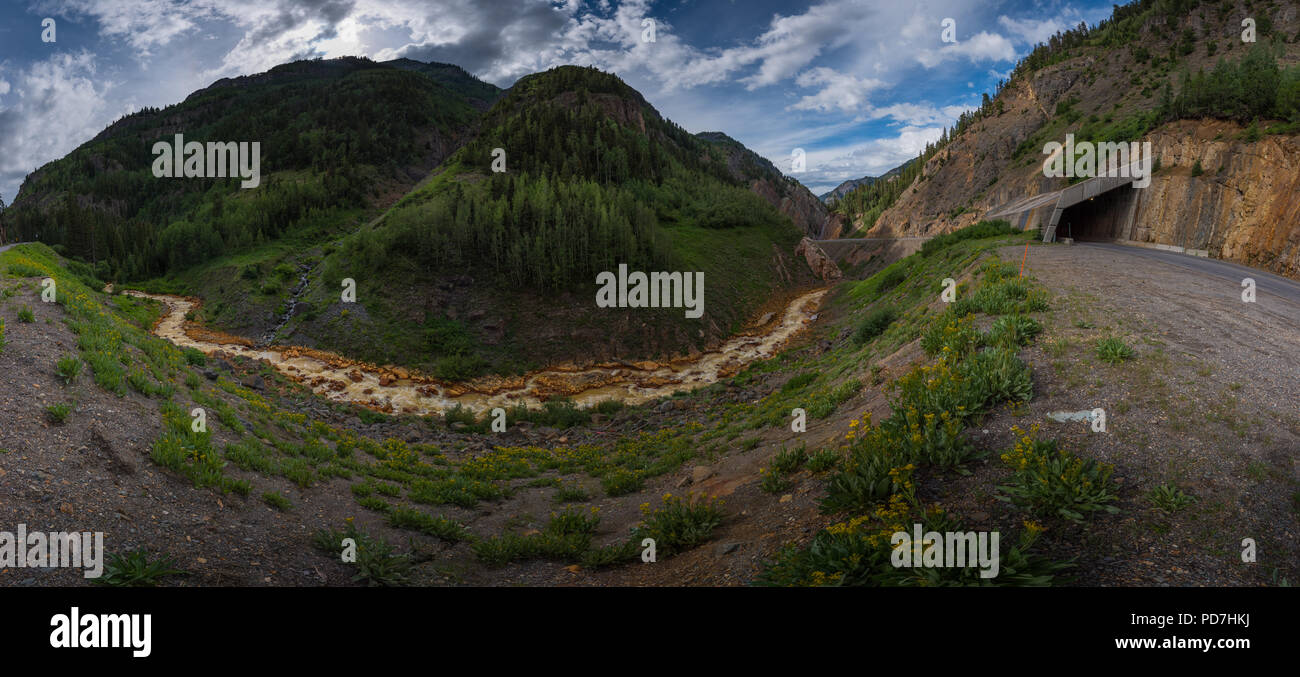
[986,159,1143,241]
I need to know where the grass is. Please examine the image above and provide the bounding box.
[554,484,591,503]
[1095,337,1134,364]
[17,305,34,322]
[94,549,187,587]
[261,491,292,511]
[1148,483,1196,513]
[312,522,413,586]
[56,355,82,385]
[759,467,793,493]
[45,402,73,424]
[853,307,897,346]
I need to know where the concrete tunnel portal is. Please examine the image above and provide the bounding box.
[985,160,1144,244]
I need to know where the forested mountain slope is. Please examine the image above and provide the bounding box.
[291,66,818,378]
[4,56,500,280]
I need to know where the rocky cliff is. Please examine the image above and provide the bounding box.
[862,1,1300,280]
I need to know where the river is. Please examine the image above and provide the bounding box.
[122,289,828,416]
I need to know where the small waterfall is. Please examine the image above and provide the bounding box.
[258,262,317,347]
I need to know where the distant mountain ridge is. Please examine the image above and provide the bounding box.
[818,157,916,204]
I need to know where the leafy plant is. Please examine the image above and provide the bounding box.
[45,402,73,424]
[853,307,897,345]
[1148,483,1196,513]
[313,522,414,586]
[56,355,82,385]
[634,493,724,555]
[759,467,793,493]
[1095,337,1134,364]
[94,549,187,587]
[262,491,292,511]
[997,426,1120,522]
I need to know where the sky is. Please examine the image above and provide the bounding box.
[0,0,1123,205]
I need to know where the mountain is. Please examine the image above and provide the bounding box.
[693,131,837,238]
[383,58,504,111]
[279,66,819,378]
[818,157,915,204]
[836,0,1300,278]
[3,59,822,379]
[819,176,876,204]
[3,56,501,280]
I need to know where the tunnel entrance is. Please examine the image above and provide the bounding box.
[1055,183,1139,242]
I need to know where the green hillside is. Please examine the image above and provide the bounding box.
[291,66,811,378]
[4,56,499,281]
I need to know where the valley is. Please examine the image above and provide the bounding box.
[123,286,829,415]
[1,0,1297,593]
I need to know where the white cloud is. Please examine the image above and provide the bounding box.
[796,124,945,191]
[788,67,884,113]
[860,101,972,126]
[916,31,1017,68]
[997,15,1067,46]
[36,0,217,55]
[0,51,113,199]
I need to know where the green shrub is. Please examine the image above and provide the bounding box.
[918,220,1015,258]
[987,314,1042,347]
[961,347,1034,406]
[182,348,207,366]
[56,355,82,385]
[601,468,643,496]
[805,448,841,473]
[634,493,724,555]
[921,312,982,356]
[770,443,807,474]
[94,549,186,587]
[261,491,292,511]
[46,402,73,424]
[386,506,472,542]
[554,484,591,503]
[782,372,817,393]
[312,523,412,586]
[759,467,793,493]
[1148,483,1196,513]
[17,305,34,323]
[853,307,897,345]
[1095,337,1134,364]
[997,426,1120,522]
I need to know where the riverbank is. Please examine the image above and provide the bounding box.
[123,287,829,416]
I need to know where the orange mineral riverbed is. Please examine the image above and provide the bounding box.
[123,289,828,416]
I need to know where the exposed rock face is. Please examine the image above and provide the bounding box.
[795,237,842,281]
[861,4,1300,280]
[1128,122,1300,277]
[695,131,835,238]
[751,178,836,238]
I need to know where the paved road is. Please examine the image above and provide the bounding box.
[1077,242,1300,305]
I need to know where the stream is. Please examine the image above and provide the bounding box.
[122,288,828,416]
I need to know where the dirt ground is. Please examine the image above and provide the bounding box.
[525,242,1300,587]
